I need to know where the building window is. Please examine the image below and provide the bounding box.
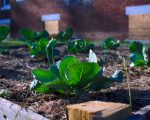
[1,0,11,11]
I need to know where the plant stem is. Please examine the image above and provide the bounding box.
[123,58,132,106]
[46,47,51,66]
[102,48,106,64]
[52,42,54,64]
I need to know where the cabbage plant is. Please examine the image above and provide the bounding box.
[129,41,150,67]
[29,38,59,60]
[56,28,73,42]
[68,39,94,53]
[30,50,123,94]
[20,28,49,42]
[20,28,59,59]
[101,38,120,50]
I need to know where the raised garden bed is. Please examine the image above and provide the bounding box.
[0,44,150,120]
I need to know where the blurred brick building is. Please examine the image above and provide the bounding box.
[0,0,150,40]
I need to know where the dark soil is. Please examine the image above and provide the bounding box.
[0,45,150,120]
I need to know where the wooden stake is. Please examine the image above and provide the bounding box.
[67,101,131,120]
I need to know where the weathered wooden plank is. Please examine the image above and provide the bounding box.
[67,101,131,120]
[0,97,48,120]
[129,29,150,36]
[128,14,150,40]
[45,20,59,35]
[129,14,150,28]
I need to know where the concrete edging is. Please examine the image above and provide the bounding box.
[128,105,150,120]
[0,97,48,120]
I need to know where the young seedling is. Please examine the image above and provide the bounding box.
[123,57,132,106]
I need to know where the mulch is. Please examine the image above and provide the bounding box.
[0,45,150,120]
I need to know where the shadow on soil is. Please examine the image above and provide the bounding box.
[0,66,26,81]
[68,89,150,111]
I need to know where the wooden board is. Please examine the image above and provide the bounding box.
[128,14,150,40]
[129,28,150,36]
[129,14,150,28]
[67,101,131,120]
[45,20,59,35]
[0,97,48,120]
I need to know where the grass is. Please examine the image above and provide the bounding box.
[1,38,150,48]
[1,38,26,47]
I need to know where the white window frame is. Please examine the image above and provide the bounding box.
[126,5,150,15]
[16,0,25,2]
[1,0,11,11]
[41,13,61,21]
[0,19,11,25]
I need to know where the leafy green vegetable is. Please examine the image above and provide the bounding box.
[30,50,123,94]
[101,38,120,50]
[68,39,94,53]
[0,26,10,53]
[0,26,10,42]
[28,38,59,60]
[129,41,149,67]
[56,28,73,42]
[20,28,58,59]
[90,69,123,91]
[20,28,49,42]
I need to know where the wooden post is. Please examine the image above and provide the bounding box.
[41,13,60,35]
[67,101,131,120]
[45,20,59,35]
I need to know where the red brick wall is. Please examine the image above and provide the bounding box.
[1,0,150,40]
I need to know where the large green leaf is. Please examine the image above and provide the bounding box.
[129,41,147,67]
[59,56,78,79]
[0,26,10,41]
[32,79,67,93]
[91,70,123,91]
[31,69,68,93]
[130,53,146,67]
[130,41,144,54]
[20,28,36,42]
[37,38,49,55]
[49,61,61,78]
[66,62,101,88]
[32,69,58,83]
